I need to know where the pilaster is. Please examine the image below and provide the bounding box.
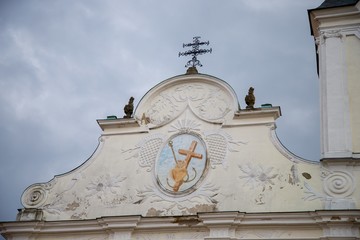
[317,29,352,159]
[316,210,360,239]
[199,212,240,240]
[98,216,140,240]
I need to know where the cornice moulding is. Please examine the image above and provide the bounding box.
[314,10,360,20]
[97,118,140,130]
[2,211,359,238]
[320,158,360,166]
[224,107,281,127]
[234,106,281,119]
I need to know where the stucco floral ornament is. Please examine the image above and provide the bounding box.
[86,174,126,200]
[238,163,278,190]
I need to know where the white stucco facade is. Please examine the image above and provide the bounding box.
[15,74,325,221]
[1,1,360,239]
[1,72,359,240]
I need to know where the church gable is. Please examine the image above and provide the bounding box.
[18,73,324,221]
[2,2,360,239]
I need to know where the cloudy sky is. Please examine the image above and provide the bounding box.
[0,0,324,222]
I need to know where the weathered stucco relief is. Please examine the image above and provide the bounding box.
[238,163,279,190]
[303,163,358,210]
[85,174,128,204]
[135,182,219,216]
[301,163,358,210]
[4,4,360,239]
[22,172,83,215]
[323,170,354,199]
[236,161,323,207]
[143,83,232,126]
[35,168,138,220]
[118,114,248,216]
[17,74,328,222]
[135,74,239,128]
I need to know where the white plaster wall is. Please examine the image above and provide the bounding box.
[317,29,352,158]
[346,35,360,154]
[19,75,326,222]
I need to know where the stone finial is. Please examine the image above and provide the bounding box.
[186,66,198,75]
[245,87,255,109]
[141,113,150,125]
[123,97,134,118]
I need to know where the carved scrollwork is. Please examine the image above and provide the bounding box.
[323,171,355,198]
[196,88,231,120]
[317,29,344,45]
[144,83,233,127]
[146,93,179,125]
[322,29,343,39]
[22,185,48,208]
[303,182,326,201]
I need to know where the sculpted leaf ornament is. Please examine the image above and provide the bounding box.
[86,174,127,200]
[303,182,326,201]
[238,164,279,189]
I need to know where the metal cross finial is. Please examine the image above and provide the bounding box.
[179,36,212,68]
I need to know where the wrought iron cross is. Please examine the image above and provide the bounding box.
[179,36,212,68]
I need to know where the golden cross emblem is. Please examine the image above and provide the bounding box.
[178,140,203,168]
[169,140,203,192]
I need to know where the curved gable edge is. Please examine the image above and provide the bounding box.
[270,125,319,165]
[20,136,105,209]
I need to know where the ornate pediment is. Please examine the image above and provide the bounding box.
[134,74,239,128]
